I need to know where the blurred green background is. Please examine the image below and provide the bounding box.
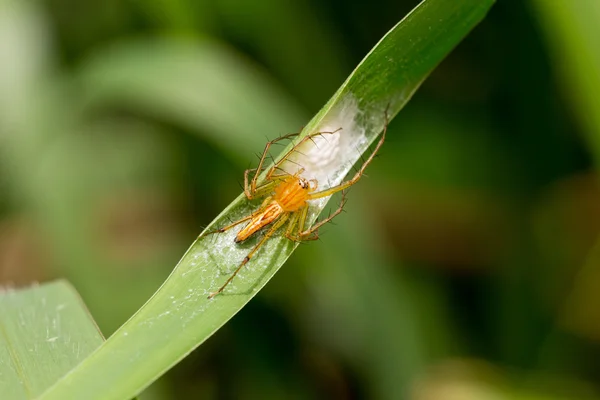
[1,0,600,399]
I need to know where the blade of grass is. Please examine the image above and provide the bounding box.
[39,1,494,399]
[531,0,600,162]
[77,39,306,162]
[0,281,104,400]
[528,0,600,366]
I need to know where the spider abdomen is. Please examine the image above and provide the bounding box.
[235,202,283,243]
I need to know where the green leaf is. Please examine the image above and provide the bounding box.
[77,39,306,161]
[39,1,494,399]
[0,281,104,399]
[530,0,600,358]
[531,1,600,161]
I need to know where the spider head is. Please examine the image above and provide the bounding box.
[298,177,309,189]
[297,177,318,191]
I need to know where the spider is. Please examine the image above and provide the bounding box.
[204,115,387,299]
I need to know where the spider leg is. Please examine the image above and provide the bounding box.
[283,209,302,242]
[244,172,280,200]
[250,132,299,194]
[291,191,347,241]
[285,206,316,242]
[266,128,342,180]
[307,109,388,200]
[200,196,274,239]
[208,212,291,299]
[199,214,253,239]
[243,167,259,198]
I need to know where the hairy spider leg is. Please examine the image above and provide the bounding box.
[249,132,300,195]
[306,113,387,201]
[265,128,343,181]
[245,129,342,200]
[288,108,389,240]
[208,212,291,299]
[201,195,275,238]
[283,206,306,241]
[243,172,283,200]
[281,206,316,243]
[288,190,348,241]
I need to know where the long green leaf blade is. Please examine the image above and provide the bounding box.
[531,0,600,161]
[0,281,104,399]
[39,1,494,399]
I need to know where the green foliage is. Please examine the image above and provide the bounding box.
[77,39,306,160]
[532,0,600,161]
[0,281,104,399]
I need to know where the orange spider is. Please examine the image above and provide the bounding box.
[204,117,387,299]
